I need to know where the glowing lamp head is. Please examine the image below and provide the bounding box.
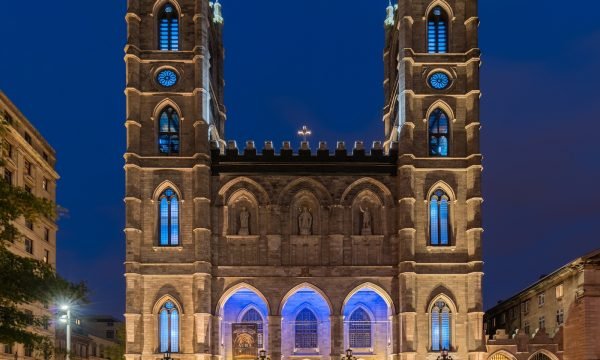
[346,349,353,357]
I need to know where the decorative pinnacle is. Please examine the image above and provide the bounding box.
[384,0,395,27]
[297,125,312,142]
[213,0,224,25]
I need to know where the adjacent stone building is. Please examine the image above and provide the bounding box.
[55,315,123,360]
[485,249,600,360]
[0,91,59,360]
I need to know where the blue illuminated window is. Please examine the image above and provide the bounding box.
[429,72,450,90]
[295,308,318,349]
[159,4,179,51]
[241,309,264,348]
[159,189,179,246]
[431,300,451,351]
[159,301,179,353]
[429,108,449,157]
[157,69,178,87]
[349,308,371,348]
[159,106,180,155]
[430,190,450,246]
[428,6,448,53]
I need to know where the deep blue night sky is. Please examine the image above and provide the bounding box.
[1,1,599,317]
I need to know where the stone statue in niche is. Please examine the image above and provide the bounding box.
[360,205,372,236]
[238,206,250,236]
[298,207,313,235]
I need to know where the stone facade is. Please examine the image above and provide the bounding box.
[124,1,486,360]
[485,249,600,360]
[0,91,59,360]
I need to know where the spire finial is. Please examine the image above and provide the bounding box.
[212,0,224,25]
[297,125,312,142]
[384,0,395,27]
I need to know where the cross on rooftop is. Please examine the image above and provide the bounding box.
[297,125,312,142]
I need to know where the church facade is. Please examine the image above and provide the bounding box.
[123,1,487,360]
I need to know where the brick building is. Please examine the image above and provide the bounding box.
[485,249,600,360]
[0,92,59,360]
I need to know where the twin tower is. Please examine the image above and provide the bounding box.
[124,1,483,360]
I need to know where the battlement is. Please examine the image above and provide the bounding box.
[210,140,399,175]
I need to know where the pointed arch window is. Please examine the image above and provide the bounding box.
[159,189,179,246]
[159,106,180,155]
[429,108,449,157]
[430,189,450,246]
[159,301,179,353]
[295,308,318,349]
[431,300,451,351]
[428,6,448,53]
[159,4,179,51]
[349,308,372,348]
[489,353,512,360]
[530,353,552,360]
[241,308,264,348]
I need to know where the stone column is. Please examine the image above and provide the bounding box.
[268,316,282,360]
[330,315,344,360]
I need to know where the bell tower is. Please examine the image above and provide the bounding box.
[386,0,485,358]
[124,1,224,360]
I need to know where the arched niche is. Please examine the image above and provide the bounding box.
[227,189,259,236]
[351,190,384,236]
[290,190,321,236]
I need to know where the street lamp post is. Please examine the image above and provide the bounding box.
[59,305,71,360]
[342,349,357,360]
[437,349,453,360]
[257,350,269,360]
[163,351,171,360]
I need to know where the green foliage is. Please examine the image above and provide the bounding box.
[0,120,88,353]
[104,323,126,360]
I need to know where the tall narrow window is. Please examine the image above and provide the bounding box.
[349,308,371,348]
[531,353,552,360]
[428,6,448,53]
[159,189,179,246]
[159,4,179,51]
[429,109,450,156]
[159,301,179,353]
[430,190,450,246]
[241,309,264,348]
[159,106,180,155]
[295,308,318,349]
[431,300,451,351]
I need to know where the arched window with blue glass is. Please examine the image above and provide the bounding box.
[158,106,180,155]
[159,3,179,51]
[241,308,264,349]
[159,188,179,246]
[295,308,318,349]
[430,189,450,246]
[349,308,372,348]
[159,301,180,353]
[427,6,448,53]
[430,299,452,351]
[429,108,449,157]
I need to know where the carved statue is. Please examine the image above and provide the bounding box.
[298,207,313,235]
[360,205,372,236]
[238,206,250,236]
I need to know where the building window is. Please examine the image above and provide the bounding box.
[430,189,450,246]
[25,310,34,325]
[429,108,450,156]
[3,111,13,125]
[43,250,49,264]
[489,354,511,360]
[556,309,564,326]
[106,330,115,339]
[4,169,13,185]
[522,300,530,314]
[24,160,32,176]
[158,106,180,155]
[159,189,179,246]
[427,6,448,53]
[531,353,552,360]
[538,293,545,307]
[431,300,451,351]
[349,308,372,348]
[42,178,48,191]
[241,308,264,348]
[3,141,13,159]
[159,301,179,353]
[42,152,48,162]
[4,343,13,354]
[555,284,564,299]
[159,4,179,51]
[25,185,32,194]
[44,228,50,242]
[524,320,530,334]
[24,344,33,357]
[25,220,33,230]
[295,308,318,349]
[25,238,33,254]
[538,316,545,330]
[24,132,32,144]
